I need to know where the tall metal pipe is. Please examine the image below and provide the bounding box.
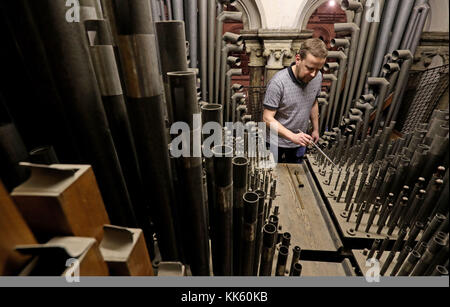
[225,68,243,122]
[386,0,415,56]
[184,0,198,68]
[411,236,446,276]
[172,0,184,21]
[88,22,154,252]
[211,145,234,276]
[405,2,431,55]
[367,77,390,136]
[325,51,348,128]
[341,0,366,110]
[258,223,277,276]
[199,0,208,101]
[275,245,289,276]
[355,0,385,99]
[253,190,266,275]
[370,0,400,77]
[322,73,338,133]
[232,156,248,275]
[167,71,210,275]
[334,23,360,122]
[27,0,140,229]
[207,0,216,104]
[155,21,188,125]
[214,11,243,104]
[241,191,259,275]
[355,98,374,142]
[220,43,243,118]
[385,50,413,126]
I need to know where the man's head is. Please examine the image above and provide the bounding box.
[294,38,328,84]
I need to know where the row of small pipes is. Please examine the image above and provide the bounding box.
[312,109,449,276]
[320,0,431,135]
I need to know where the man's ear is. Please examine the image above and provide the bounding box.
[295,54,301,62]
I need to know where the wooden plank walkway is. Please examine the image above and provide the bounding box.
[272,163,343,253]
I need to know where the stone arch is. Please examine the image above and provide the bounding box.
[233,0,264,30]
[294,0,348,30]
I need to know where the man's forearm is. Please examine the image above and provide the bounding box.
[264,116,295,142]
[310,101,319,132]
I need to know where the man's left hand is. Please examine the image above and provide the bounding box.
[311,130,320,143]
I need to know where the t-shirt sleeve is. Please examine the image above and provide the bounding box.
[263,80,283,110]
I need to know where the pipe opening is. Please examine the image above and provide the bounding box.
[232,156,248,165]
[167,71,196,77]
[293,262,302,270]
[263,223,276,234]
[279,246,289,255]
[243,191,259,203]
[201,103,222,111]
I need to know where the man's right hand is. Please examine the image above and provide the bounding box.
[290,132,313,147]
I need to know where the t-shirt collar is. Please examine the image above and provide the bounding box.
[288,62,307,87]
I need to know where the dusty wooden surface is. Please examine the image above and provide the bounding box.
[271,163,342,253]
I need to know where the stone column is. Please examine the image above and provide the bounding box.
[242,30,265,122]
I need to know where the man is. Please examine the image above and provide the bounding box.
[263,38,328,163]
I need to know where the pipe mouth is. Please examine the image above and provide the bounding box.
[243,191,259,203]
[411,251,421,259]
[167,71,196,77]
[435,231,447,240]
[435,213,447,221]
[269,215,279,224]
[293,263,302,270]
[435,265,448,275]
[201,103,222,111]
[263,223,276,234]
[293,246,301,253]
[414,221,424,229]
[283,232,291,240]
[279,246,289,255]
[255,189,266,199]
[232,156,248,165]
[212,145,233,157]
[391,50,405,61]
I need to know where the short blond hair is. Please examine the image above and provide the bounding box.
[299,38,328,59]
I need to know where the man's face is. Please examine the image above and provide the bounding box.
[295,53,326,84]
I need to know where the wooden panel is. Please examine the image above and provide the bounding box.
[272,163,342,252]
[100,225,154,276]
[12,164,110,243]
[0,181,37,275]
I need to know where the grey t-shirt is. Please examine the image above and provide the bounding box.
[263,63,322,148]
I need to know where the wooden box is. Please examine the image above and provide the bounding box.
[11,163,110,243]
[0,181,37,275]
[16,236,109,276]
[99,225,154,276]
